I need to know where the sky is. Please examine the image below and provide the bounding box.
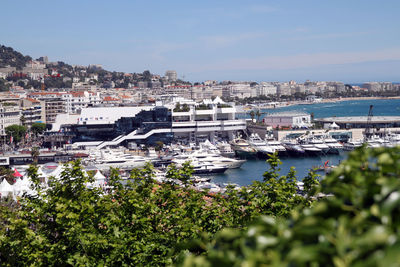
[1,0,400,83]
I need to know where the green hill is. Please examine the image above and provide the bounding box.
[0,45,32,70]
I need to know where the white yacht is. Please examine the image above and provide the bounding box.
[216,141,236,158]
[230,138,258,158]
[172,158,228,175]
[281,139,306,156]
[247,133,274,157]
[89,149,149,170]
[306,137,330,154]
[343,139,363,150]
[322,135,344,154]
[173,149,245,169]
[265,139,287,155]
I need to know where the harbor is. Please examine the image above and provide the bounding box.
[1,98,399,198]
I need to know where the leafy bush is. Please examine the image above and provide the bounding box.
[178,146,400,266]
[0,154,319,266]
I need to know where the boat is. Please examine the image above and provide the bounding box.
[266,139,287,156]
[281,139,306,157]
[230,138,258,158]
[216,141,236,158]
[190,150,246,169]
[322,135,343,154]
[88,149,149,170]
[190,161,228,175]
[305,137,330,154]
[300,144,323,156]
[343,139,363,150]
[173,149,245,169]
[247,133,274,158]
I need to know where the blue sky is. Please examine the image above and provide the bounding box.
[2,0,400,83]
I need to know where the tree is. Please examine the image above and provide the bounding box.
[5,124,27,143]
[30,122,46,136]
[142,70,151,81]
[178,146,400,266]
[30,147,40,165]
[249,110,255,122]
[255,109,261,123]
[0,154,320,266]
[0,78,9,92]
[0,167,15,184]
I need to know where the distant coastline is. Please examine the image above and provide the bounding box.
[320,96,400,103]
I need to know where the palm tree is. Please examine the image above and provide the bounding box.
[255,109,261,123]
[249,110,255,122]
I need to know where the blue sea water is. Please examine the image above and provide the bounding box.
[211,99,400,186]
[262,98,400,119]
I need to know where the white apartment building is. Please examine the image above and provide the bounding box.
[229,83,252,99]
[61,91,102,114]
[258,82,277,96]
[0,105,21,135]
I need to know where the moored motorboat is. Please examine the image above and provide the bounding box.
[247,133,274,158]
[230,138,258,158]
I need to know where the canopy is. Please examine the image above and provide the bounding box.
[93,170,106,180]
[13,178,33,197]
[0,179,14,198]
[329,122,340,129]
[13,168,23,178]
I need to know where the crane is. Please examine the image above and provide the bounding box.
[365,105,374,138]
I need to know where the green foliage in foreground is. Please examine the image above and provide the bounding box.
[178,146,400,266]
[0,154,317,266]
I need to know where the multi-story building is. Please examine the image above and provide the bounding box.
[51,98,246,149]
[28,92,66,123]
[61,91,101,114]
[362,82,382,92]
[20,98,45,126]
[165,70,177,81]
[277,83,291,96]
[257,82,277,96]
[0,104,21,135]
[43,98,65,123]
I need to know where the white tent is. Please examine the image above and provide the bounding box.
[13,178,34,197]
[212,96,225,104]
[0,179,14,198]
[329,122,340,129]
[86,170,106,189]
[93,170,106,181]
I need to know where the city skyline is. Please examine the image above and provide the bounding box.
[2,0,400,83]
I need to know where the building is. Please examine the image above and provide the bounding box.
[362,82,382,92]
[61,91,101,114]
[28,92,66,123]
[263,111,312,129]
[0,104,21,135]
[315,116,400,129]
[51,98,246,149]
[43,98,65,123]
[165,70,177,82]
[20,98,45,126]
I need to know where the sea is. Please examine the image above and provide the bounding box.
[211,98,400,186]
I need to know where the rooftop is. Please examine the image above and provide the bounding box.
[267,111,310,117]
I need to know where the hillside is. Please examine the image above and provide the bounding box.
[0,45,31,70]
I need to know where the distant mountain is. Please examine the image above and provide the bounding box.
[0,45,32,70]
